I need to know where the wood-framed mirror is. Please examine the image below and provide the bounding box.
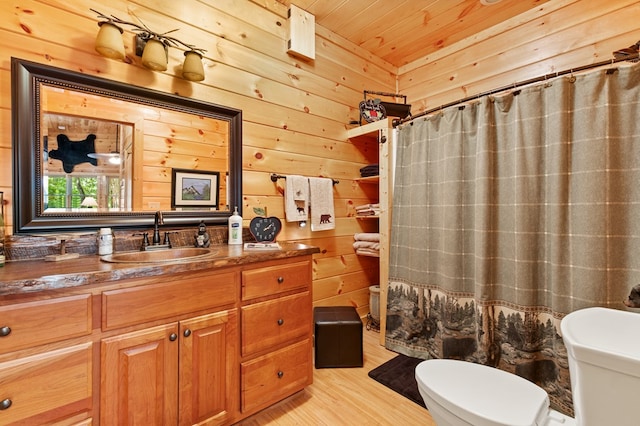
[11,57,242,234]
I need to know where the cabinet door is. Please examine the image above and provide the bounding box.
[101,324,179,426]
[179,310,238,426]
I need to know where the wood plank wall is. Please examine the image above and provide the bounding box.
[398,0,640,113]
[0,0,394,314]
[1,0,635,314]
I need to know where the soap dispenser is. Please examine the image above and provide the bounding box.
[228,206,243,245]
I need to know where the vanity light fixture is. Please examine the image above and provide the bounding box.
[95,21,125,60]
[182,50,206,82]
[91,9,207,81]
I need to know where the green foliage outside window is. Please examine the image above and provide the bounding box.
[46,176,117,208]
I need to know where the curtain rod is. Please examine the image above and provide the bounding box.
[398,53,639,126]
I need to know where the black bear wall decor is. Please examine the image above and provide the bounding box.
[48,134,98,173]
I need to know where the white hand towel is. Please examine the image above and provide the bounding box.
[284,175,309,222]
[309,177,335,231]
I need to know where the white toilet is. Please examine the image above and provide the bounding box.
[415,307,640,426]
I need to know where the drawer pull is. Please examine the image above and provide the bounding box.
[183,329,192,338]
[169,333,178,342]
[0,398,12,410]
[277,276,284,284]
[277,318,284,326]
[277,370,284,379]
[0,326,11,337]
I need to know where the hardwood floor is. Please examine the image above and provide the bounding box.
[236,327,436,425]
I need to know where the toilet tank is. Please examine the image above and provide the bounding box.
[560,307,640,426]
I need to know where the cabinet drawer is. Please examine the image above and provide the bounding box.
[102,270,237,330]
[0,343,92,425]
[241,339,312,413]
[0,294,92,354]
[242,261,311,301]
[241,291,311,356]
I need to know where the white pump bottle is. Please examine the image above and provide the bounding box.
[228,206,243,245]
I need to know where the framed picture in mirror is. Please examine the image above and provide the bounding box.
[171,169,220,209]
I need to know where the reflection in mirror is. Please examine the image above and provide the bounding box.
[39,84,229,214]
[43,111,134,212]
[12,57,242,233]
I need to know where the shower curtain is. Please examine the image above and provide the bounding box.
[386,63,640,415]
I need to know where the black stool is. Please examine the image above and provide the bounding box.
[313,306,363,368]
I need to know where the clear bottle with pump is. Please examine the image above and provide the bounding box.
[228,206,243,245]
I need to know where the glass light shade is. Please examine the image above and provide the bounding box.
[182,51,205,81]
[141,38,168,71]
[95,22,125,60]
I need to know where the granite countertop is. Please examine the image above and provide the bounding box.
[0,243,320,297]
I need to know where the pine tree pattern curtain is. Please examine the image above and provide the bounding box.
[386,63,640,415]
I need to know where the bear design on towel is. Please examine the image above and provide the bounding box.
[319,214,332,224]
[49,134,98,173]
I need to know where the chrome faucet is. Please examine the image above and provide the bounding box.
[152,211,164,245]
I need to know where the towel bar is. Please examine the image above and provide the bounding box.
[270,173,339,185]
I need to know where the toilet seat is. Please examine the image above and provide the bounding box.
[415,359,550,426]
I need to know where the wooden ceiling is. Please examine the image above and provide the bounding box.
[280,0,551,68]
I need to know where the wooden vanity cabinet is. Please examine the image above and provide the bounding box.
[100,270,239,426]
[0,251,316,425]
[239,259,314,416]
[101,310,237,426]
